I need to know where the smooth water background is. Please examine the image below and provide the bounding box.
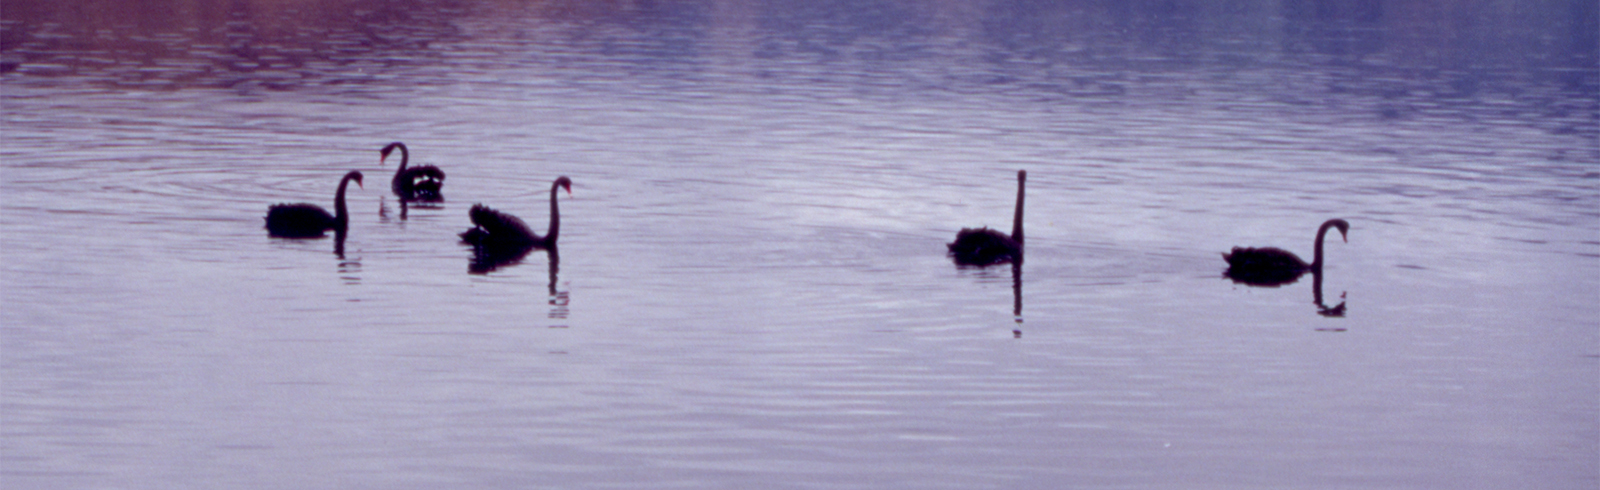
[3,1,1597,488]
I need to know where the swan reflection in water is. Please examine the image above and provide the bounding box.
[1312,270,1346,318]
[466,246,566,318]
[1223,266,1350,318]
[950,253,1024,338]
[1011,261,1023,338]
[547,252,569,320]
[337,246,361,285]
[467,242,553,275]
[940,261,1017,336]
[380,196,443,221]
[333,229,347,259]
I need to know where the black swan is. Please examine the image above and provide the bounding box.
[461,176,572,252]
[1224,218,1349,285]
[948,170,1025,266]
[381,142,445,202]
[265,171,364,238]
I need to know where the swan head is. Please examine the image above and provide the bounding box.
[345,170,364,189]
[1327,218,1349,243]
[379,142,406,165]
[555,176,572,195]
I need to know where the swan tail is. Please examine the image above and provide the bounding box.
[395,166,446,201]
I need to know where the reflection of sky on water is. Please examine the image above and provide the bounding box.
[4,1,1594,106]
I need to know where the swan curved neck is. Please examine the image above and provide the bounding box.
[1311,221,1338,270]
[334,175,355,226]
[394,144,409,171]
[545,181,562,244]
[1010,171,1025,244]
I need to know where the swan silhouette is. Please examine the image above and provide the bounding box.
[380,142,445,202]
[461,176,572,253]
[1224,218,1349,286]
[264,171,363,238]
[948,170,1025,266]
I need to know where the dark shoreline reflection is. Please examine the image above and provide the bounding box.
[0,0,465,91]
[3,0,1589,118]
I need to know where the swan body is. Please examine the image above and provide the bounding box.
[381,142,445,202]
[461,176,571,252]
[949,170,1025,266]
[265,171,363,238]
[948,228,1020,266]
[461,204,536,250]
[1224,218,1349,285]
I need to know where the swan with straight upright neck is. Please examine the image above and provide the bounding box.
[264,171,363,238]
[1224,218,1349,286]
[948,170,1025,266]
[460,176,572,252]
[381,142,445,202]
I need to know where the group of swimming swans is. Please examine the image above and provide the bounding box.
[267,151,1348,286]
[943,170,1348,287]
[265,142,568,259]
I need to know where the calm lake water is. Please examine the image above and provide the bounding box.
[3,0,1597,488]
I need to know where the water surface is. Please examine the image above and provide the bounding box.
[3,1,1597,488]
